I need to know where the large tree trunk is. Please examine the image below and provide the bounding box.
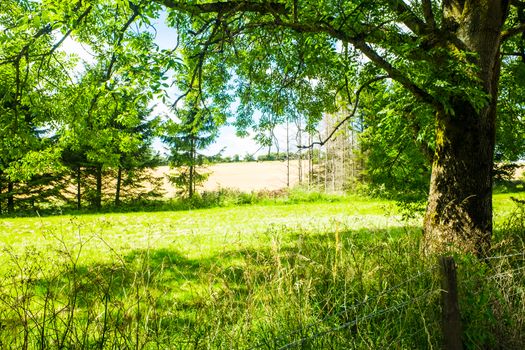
[424,101,496,255]
[423,1,506,255]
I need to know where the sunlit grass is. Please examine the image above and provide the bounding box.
[0,197,398,262]
[0,192,522,348]
[0,192,520,258]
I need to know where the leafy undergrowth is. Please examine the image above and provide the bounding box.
[0,196,523,349]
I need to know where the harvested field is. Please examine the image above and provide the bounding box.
[152,160,309,197]
[515,164,525,179]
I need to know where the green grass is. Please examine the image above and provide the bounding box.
[0,193,523,349]
[494,191,525,215]
[0,196,397,263]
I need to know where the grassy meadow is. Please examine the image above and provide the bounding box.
[0,192,523,349]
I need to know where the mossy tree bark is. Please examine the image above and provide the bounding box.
[423,0,506,256]
[424,100,496,255]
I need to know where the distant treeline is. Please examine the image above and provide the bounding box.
[206,151,312,163]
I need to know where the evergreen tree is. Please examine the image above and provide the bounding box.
[60,65,162,209]
[163,100,218,198]
[162,50,225,198]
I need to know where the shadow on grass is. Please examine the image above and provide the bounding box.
[0,222,523,349]
[20,224,426,312]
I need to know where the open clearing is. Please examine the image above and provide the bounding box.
[0,193,521,263]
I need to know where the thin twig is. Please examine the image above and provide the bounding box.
[481,252,525,261]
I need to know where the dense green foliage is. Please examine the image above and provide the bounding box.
[162,52,225,197]
[358,84,434,201]
[0,0,170,211]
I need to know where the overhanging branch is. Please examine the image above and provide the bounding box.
[298,75,388,149]
[276,20,440,109]
[385,0,427,35]
[159,0,288,16]
[157,1,442,114]
[422,0,436,29]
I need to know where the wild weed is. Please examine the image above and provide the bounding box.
[0,212,522,348]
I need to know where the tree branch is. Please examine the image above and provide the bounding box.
[37,5,94,78]
[158,1,441,112]
[105,7,141,80]
[0,24,53,66]
[421,0,436,30]
[406,113,434,162]
[386,142,409,175]
[390,0,467,52]
[351,40,437,108]
[87,6,141,119]
[0,0,91,66]
[385,0,427,35]
[274,20,440,109]
[501,23,525,40]
[173,19,221,110]
[50,5,93,56]
[298,75,388,149]
[159,0,288,16]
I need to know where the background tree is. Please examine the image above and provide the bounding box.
[60,58,163,209]
[163,112,214,198]
[162,47,227,198]
[112,112,163,207]
[162,94,221,198]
